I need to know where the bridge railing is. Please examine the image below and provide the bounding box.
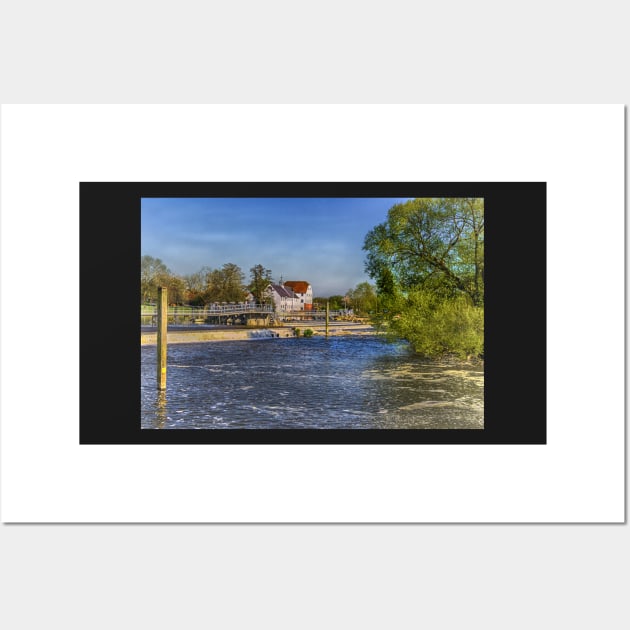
[141,303,352,321]
[141,303,275,316]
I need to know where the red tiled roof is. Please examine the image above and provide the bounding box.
[284,281,310,294]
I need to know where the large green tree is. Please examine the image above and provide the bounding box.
[363,198,484,358]
[364,197,484,306]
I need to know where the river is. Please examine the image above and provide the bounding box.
[141,335,484,429]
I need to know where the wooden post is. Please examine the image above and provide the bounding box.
[325,300,329,338]
[155,390,167,429]
[157,286,167,390]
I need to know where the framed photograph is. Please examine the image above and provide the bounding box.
[3,104,622,523]
[80,181,546,446]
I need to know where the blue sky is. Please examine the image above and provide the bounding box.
[141,197,412,296]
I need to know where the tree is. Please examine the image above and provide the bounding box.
[376,266,396,298]
[346,282,377,314]
[327,295,345,310]
[163,274,187,305]
[363,198,484,358]
[141,255,171,303]
[363,197,484,306]
[248,264,273,304]
[183,268,210,306]
[203,263,246,303]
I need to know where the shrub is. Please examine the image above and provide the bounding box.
[303,328,314,337]
[390,290,484,359]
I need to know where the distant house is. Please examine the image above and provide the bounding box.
[283,281,313,311]
[266,280,313,311]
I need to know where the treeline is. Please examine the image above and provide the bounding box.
[312,283,377,314]
[141,257,378,312]
[363,197,484,359]
[141,259,273,306]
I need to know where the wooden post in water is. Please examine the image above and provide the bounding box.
[325,300,329,338]
[157,286,167,390]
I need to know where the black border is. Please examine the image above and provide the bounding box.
[80,182,546,445]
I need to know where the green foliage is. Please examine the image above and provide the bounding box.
[248,264,273,304]
[326,295,346,310]
[376,266,396,298]
[389,290,484,359]
[141,255,170,302]
[346,282,377,315]
[142,257,253,305]
[303,328,314,337]
[363,198,485,358]
[314,295,347,310]
[363,197,484,306]
[141,255,188,304]
[203,263,247,304]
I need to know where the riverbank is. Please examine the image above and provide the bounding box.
[140,322,378,345]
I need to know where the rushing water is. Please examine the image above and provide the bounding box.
[141,335,484,429]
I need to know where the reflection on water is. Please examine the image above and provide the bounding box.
[141,336,484,429]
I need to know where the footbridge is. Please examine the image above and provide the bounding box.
[141,303,349,326]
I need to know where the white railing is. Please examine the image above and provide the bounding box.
[141,304,352,319]
[142,303,275,316]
